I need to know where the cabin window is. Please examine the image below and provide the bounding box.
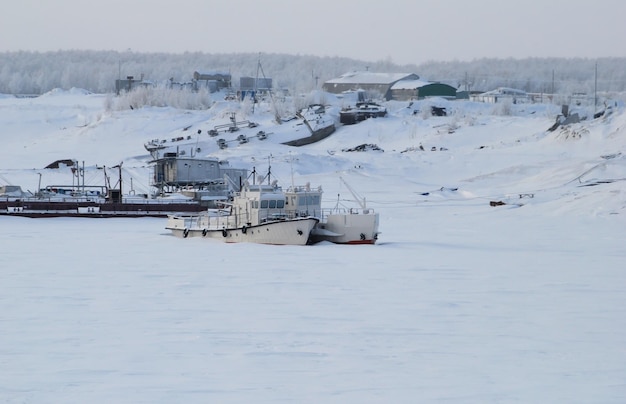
[252,200,258,209]
[299,195,320,206]
[276,200,285,208]
[260,200,268,208]
[269,200,276,208]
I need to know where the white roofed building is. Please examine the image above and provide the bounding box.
[471,87,530,103]
[323,71,419,100]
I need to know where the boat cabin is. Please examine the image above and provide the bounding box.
[284,184,323,218]
[235,184,289,225]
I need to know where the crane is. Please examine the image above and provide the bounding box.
[339,176,367,210]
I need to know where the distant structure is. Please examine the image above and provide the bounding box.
[192,71,232,92]
[115,74,153,95]
[323,71,419,100]
[237,76,273,100]
[471,87,529,103]
[168,77,195,91]
[115,71,231,95]
[390,79,458,101]
[323,71,461,101]
[151,154,246,190]
[240,76,272,91]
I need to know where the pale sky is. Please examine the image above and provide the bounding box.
[2,0,624,65]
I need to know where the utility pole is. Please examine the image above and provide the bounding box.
[253,53,261,113]
[594,61,598,109]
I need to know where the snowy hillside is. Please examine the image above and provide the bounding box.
[1,89,625,217]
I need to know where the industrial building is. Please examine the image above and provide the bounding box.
[323,71,459,101]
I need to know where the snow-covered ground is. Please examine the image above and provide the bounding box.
[1,89,625,403]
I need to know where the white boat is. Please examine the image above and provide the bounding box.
[166,182,319,245]
[284,178,380,245]
[310,207,380,244]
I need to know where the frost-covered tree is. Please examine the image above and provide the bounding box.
[0,50,624,104]
[114,85,213,111]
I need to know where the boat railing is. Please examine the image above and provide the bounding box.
[286,184,323,193]
[120,197,199,205]
[188,207,320,230]
[322,207,375,217]
[283,208,324,219]
[0,195,103,203]
[260,212,290,223]
[180,215,205,229]
[260,209,317,222]
[1,195,206,206]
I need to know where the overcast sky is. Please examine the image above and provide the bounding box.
[2,0,624,66]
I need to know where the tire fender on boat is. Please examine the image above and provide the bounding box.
[202,228,208,237]
[241,225,247,234]
[222,229,228,238]
[183,228,189,238]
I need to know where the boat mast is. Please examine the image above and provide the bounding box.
[116,163,123,196]
[265,155,271,185]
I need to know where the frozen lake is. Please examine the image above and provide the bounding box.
[1,209,624,403]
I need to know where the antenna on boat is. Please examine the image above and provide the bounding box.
[248,166,257,185]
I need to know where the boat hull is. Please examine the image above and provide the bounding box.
[311,211,380,244]
[281,124,336,147]
[167,216,319,245]
[0,200,206,218]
